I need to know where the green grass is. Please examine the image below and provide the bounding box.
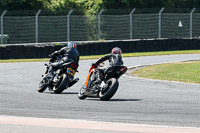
[132,61,200,84]
[1,49,200,63]
[122,50,200,57]
[82,50,200,59]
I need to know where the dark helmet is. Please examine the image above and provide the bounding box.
[68,41,77,48]
[111,47,122,54]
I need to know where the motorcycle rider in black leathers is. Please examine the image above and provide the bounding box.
[92,47,124,84]
[48,41,79,80]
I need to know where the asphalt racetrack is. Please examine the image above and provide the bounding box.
[0,54,200,130]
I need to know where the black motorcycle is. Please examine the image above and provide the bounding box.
[38,58,79,94]
[78,64,127,100]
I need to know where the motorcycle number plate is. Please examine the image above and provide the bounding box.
[67,68,76,77]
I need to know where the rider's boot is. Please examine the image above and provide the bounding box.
[94,78,101,85]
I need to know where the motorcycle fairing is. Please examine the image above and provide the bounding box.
[85,70,95,88]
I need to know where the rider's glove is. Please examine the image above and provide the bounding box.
[92,63,97,67]
[49,51,59,58]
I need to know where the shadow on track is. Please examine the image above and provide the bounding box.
[109,99,142,102]
[44,92,78,95]
[86,98,142,102]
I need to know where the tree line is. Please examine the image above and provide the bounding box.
[1,0,200,14]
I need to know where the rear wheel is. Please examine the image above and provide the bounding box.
[38,80,47,93]
[53,74,69,94]
[99,78,119,101]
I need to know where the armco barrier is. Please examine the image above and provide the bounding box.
[0,39,200,59]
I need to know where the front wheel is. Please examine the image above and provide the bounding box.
[78,87,87,100]
[38,80,47,93]
[53,74,69,94]
[99,78,119,101]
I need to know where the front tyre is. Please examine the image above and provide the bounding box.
[53,74,69,94]
[99,78,119,101]
[38,80,47,93]
[78,87,87,100]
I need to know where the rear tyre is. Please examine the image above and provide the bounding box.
[78,87,87,100]
[38,80,47,93]
[99,78,119,101]
[53,74,69,94]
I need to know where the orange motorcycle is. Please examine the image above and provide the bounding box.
[78,64,127,100]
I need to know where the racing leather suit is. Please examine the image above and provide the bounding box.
[49,47,79,73]
[93,53,124,83]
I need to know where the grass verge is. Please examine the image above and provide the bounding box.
[0,50,200,63]
[131,61,200,84]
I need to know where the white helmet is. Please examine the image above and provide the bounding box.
[68,41,77,48]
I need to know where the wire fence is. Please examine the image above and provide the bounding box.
[1,8,200,44]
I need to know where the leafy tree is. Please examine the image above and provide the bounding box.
[0,0,6,10]
[0,0,43,10]
[37,0,102,15]
[101,0,200,9]
[1,0,200,13]
[37,0,76,11]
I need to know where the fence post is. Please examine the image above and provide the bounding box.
[35,9,41,43]
[67,9,73,42]
[1,10,7,45]
[190,8,196,38]
[98,9,104,40]
[158,7,165,39]
[130,8,136,39]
